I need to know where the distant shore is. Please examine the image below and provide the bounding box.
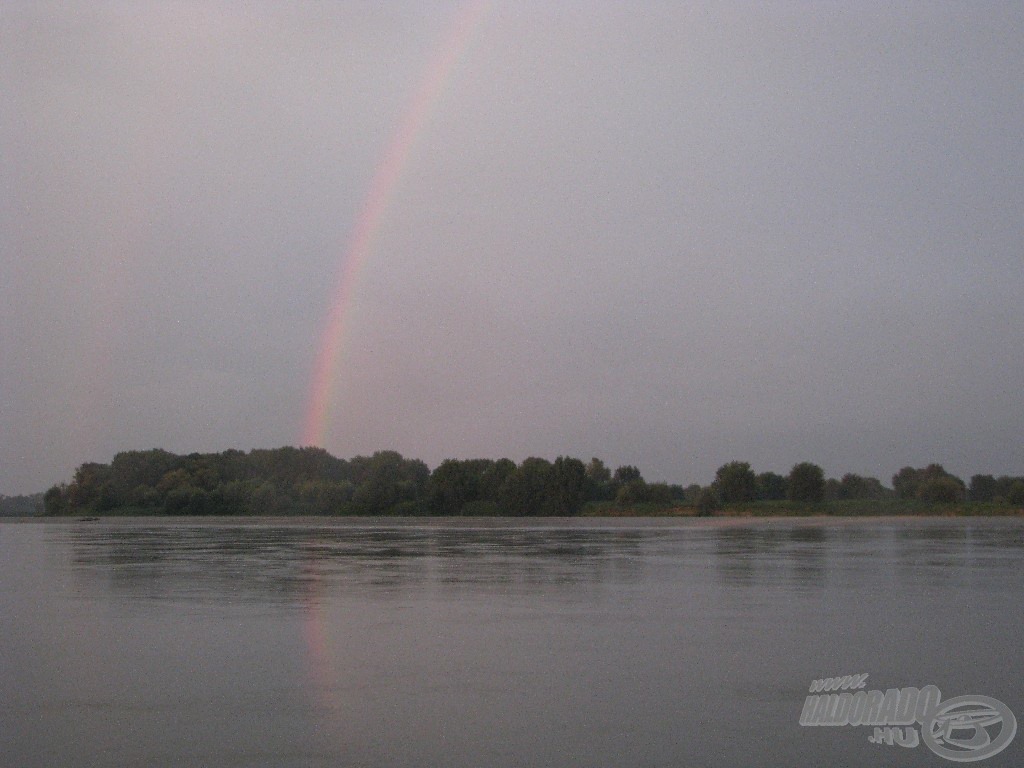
[4,515,1024,531]
[582,499,1024,518]
[13,499,1023,522]
[38,448,1024,518]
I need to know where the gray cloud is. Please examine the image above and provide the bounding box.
[2,2,1023,494]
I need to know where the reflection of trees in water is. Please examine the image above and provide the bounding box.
[66,521,1024,603]
[892,521,1024,585]
[67,524,646,602]
[892,524,968,586]
[69,525,348,602]
[710,521,1024,592]
[963,520,1024,557]
[828,524,885,582]
[714,527,765,587]
[433,528,644,590]
[787,526,828,587]
[713,524,828,589]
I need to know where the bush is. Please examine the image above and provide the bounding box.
[788,462,825,503]
[696,488,718,516]
[460,500,503,516]
[715,462,756,503]
[43,485,68,515]
[1007,481,1024,506]
[615,480,650,505]
[646,482,674,504]
[164,485,212,515]
[916,477,965,503]
[894,464,965,500]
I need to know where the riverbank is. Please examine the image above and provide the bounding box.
[582,499,1024,517]
[19,498,1024,520]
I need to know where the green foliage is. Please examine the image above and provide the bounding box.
[646,482,674,504]
[110,450,178,498]
[613,465,642,485]
[1007,481,1024,506]
[41,447,1022,518]
[892,466,918,499]
[585,457,614,500]
[164,485,214,515]
[682,484,702,503]
[67,463,113,510]
[43,485,68,515]
[492,456,589,516]
[425,457,515,515]
[614,480,674,506]
[347,451,429,515]
[460,499,503,516]
[994,475,1024,500]
[714,461,756,503]
[499,457,553,516]
[696,487,718,516]
[916,476,966,503]
[549,456,588,515]
[893,464,965,502]
[787,462,825,503]
[833,473,890,500]
[615,479,649,505]
[756,472,787,501]
[969,474,996,502]
[0,493,43,516]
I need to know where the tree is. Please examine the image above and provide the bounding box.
[756,472,787,501]
[683,484,702,503]
[480,459,516,502]
[66,462,114,510]
[995,475,1024,501]
[613,465,642,484]
[917,477,965,503]
[350,451,429,514]
[646,482,674,504]
[608,465,644,503]
[1005,481,1024,506]
[696,487,718,516]
[110,450,178,498]
[249,482,284,515]
[164,484,216,515]
[892,466,920,499]
[787,462,825,503]
[548,456,588,515]
[585,458,613,500]
[714,461,756,503]
[836,473,889,500]
[427,459,476,515]
[892,464,964,501]
[615,479,649,505]
[969,475,997,502]
[43,485,68,515]
[499,458,553,516]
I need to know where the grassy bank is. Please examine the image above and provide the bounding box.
[39,499,1024,519]
[582,499,1024,518]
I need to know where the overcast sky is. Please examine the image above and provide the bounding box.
[2,1,1023,495]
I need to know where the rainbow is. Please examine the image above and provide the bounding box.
[302,2,488,449]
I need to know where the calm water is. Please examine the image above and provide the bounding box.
[2,517,1022,767]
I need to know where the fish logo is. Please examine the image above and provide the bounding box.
[921,695,1017,762]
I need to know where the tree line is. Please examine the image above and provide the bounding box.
[42,448,1024,517]
[0,493,43,516]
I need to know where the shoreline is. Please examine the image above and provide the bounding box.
[3,512,1022,526]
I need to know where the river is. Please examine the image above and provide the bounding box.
[2,517,1021,767]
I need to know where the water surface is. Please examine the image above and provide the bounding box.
[2,517,1022,767]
